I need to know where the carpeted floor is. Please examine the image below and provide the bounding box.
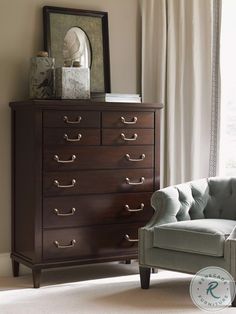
[0,262,235,314]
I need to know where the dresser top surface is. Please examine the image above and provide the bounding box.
[9,99,163,111]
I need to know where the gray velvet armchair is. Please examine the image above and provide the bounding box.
[139,177,236,304]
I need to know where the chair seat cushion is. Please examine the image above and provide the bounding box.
[153,219,236,257]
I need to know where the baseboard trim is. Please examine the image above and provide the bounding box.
[0,253,30,277]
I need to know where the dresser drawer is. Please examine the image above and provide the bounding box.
[43,192,153,228]
[43,169,154,196]
[102,112,154,128]
[44,111,100,128]
[44,146,154,171]
[102,129,154,145]
[44,128,100,146]
[43,223,143,260]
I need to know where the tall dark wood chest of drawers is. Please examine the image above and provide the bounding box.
[10,100,162,287]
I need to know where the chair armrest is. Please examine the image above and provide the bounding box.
[139,187,183,264]
[148,187,181,227]
[143,187,186,230]
[138,188,179,264]
[227,225,236,242]
[225,224,236,280]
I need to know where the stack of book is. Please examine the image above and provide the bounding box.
[91,93,141,103]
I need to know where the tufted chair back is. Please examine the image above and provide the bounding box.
[205,177,236,219]
[150,177,236,225]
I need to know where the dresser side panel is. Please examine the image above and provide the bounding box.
[13,108,42,262]
[154,110,161,190]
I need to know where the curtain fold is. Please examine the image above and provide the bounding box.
[141,0,221,186]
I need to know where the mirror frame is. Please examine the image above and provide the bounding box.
[43,6,111,93]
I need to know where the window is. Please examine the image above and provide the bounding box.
[219,0,236,176]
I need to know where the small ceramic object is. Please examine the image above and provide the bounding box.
[37,51,49,57]
[72,61,81,67]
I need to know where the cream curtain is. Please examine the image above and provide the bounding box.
[141,0,221,186]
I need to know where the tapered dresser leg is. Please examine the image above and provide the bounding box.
[32,269,41,288]
[12,260,19,277]
[125,259,131,264]
[232,283,236,307]
[232,297,236,307]
[139,266,151,289]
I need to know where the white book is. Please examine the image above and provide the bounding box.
[91,93,141,102]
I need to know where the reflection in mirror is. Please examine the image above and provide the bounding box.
[63,27,91,68]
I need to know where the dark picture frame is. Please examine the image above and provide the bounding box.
[43,6,111,93]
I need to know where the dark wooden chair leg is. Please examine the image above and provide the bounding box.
[32,269,41,288]
[139,266,151,289]
[12,259,20,277]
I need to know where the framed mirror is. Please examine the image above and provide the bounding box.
[43,6,111,93]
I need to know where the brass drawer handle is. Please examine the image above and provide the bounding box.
[125,177,145,185]
[54,179,76,188]
[64,133,82,142]
[54,154,76,163]
[124,234,139,242]
[125,154,145,162]
[125,203,144,212]
[120,116,137,124]
[54,208,76,216]
[120,133,138,141]
[54,239,76,249]
[64,116,82,124]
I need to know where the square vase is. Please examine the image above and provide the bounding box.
[29,57,55,99]
[56,67,90,99]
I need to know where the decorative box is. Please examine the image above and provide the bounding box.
[55,67,90,99]
[29,57,55,99]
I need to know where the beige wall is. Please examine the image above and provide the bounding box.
[0,0,141,253]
